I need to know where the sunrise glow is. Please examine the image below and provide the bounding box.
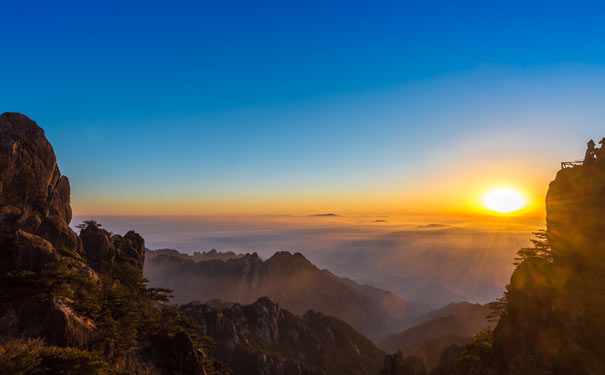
[483,188,527,214]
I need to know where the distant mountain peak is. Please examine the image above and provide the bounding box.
[145,248,430,341]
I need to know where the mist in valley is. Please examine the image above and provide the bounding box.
[75,214,540,307]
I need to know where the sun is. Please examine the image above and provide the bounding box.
[482,188,527,214]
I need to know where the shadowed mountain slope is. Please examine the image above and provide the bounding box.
[182,297,386,375]
[379,302,491,369]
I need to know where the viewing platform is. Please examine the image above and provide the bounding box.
[561,161,584,169]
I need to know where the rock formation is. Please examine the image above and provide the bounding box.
[0,112,80,270]
[80,223,145,273]
[0,113,216,375]
[490,141,605,374]
[182,297,386,375]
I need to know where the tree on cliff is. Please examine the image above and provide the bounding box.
[513,229,552,265]
[75,220,102,229]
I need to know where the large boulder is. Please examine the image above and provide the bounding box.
[0,112,80,264]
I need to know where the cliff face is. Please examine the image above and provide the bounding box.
[546,155,605,263]
[0,113,213,375]
[0,113,91,347]
[492,146,605,374]
[0,112,80,270]
[182,297,386,375]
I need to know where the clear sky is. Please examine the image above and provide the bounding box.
[2,1,605,216]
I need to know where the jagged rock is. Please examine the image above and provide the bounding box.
[80,223,146,273]
[182,297,385,375]
[116,230,145,269]
[80,224,117,273]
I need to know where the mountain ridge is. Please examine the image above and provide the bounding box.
[144,248,431,341]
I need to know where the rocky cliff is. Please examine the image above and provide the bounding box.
[0,113,219,375]
[490,142,605,374]
[0,112,79,271]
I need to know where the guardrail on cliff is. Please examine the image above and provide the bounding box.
[561,161,584,169]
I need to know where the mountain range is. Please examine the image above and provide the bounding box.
[144,248,431,342]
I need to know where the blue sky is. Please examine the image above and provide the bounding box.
[2,1,605,215]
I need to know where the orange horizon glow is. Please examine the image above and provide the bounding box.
[70,147,553,219]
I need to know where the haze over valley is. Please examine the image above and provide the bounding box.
[80,214,539,307]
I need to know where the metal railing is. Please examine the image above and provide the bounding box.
[561,161,584,169]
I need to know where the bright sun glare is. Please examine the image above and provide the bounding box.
[483,188,527,214]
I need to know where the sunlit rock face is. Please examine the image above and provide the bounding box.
[492,145,605,374]
[0,113,93,347]
[0,112,80,266]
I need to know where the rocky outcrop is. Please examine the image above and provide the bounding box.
[182,297,385,375]
[0,112,80,263]
[0,113,91,348]
[546,151,605,263]
[145,250,429,341]
[0,113,214,375]
[490,140,605,374]
[80,223,145,273]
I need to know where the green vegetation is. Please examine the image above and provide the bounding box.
[0,226,230,374]
[0,338,115,375]
[513,229,552,265]
[453,329,493,375]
